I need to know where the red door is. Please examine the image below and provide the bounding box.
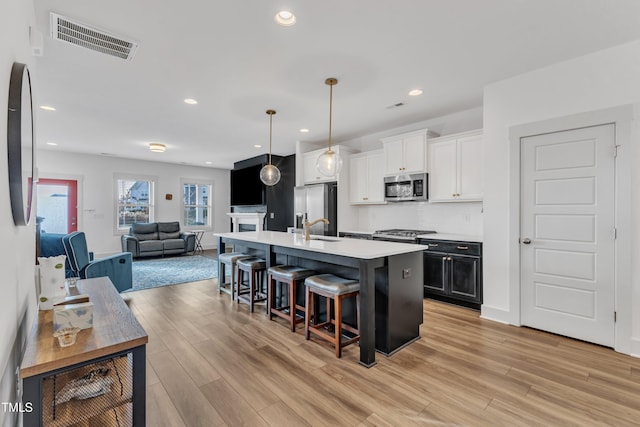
[36,179,78,233]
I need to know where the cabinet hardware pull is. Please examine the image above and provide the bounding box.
[457,246,468,250]
[429,243,439,247]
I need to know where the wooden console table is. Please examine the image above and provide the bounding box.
[20,277,148,426]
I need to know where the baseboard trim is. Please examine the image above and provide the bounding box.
[480,304,513,325]
[631,337,640,358]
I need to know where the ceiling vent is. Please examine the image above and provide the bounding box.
[386,102,405,109]
[50,13,138,61]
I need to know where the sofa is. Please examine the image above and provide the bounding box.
[121,221,196,258]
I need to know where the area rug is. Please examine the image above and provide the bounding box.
[130,255,218,291]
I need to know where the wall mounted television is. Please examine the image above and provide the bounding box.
[230,164,265,206]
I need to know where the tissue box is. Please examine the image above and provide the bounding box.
[54,302,94,332]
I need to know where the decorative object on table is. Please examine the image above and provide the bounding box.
[53,294,94,332]
[53,327,81,348]
[7,62,35,226]
[55,367,114,403]
[37,255,67,310]
[316,77,342,177]
[259,109,281,186]
[130,255,217,291]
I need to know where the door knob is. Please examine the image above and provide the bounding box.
[522,238,532,244]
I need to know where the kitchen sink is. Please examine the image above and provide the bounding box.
[309,235,341,242]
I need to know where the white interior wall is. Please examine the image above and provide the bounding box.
[0,0,38,425]
[37,151,231,256]
[483,40,640,356]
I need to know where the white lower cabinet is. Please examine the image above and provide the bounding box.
[349,150,385,204]
[428,130,483,202]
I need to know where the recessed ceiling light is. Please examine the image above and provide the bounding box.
[205,161,212,165]
[408,89,423,96]
[254,144,262,148]
[299,128,310,133]
[184,98,198,105]
[40,105,56,111]
[275,10,296,26]
[46,142,57,146]
[149,143,166,153]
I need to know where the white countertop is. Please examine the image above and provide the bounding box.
[416,233,483,243]
[215,231,428,259]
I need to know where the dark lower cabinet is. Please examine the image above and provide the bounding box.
[419,239,482,310]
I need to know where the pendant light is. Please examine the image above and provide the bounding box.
[259,109,281,186]
[316,77,343,177]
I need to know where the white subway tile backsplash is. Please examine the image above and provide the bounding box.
[357,201,483,235]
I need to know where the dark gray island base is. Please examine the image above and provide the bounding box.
[216,231,426,367]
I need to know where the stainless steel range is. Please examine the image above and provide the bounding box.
[372,229,436,243]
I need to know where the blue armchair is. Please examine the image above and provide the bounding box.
[40,231,133,293]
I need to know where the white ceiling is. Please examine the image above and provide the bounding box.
[32,0,640,169]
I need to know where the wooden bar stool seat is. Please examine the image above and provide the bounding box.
[267,265,316,332]
[304,274,360,358]
[218,252,251,300]
[236,257,267,312]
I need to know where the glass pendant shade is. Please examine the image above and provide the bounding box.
[260,163,281,186]
[316,77,342,177]
[316,148,342,177]
[260,109,281,186]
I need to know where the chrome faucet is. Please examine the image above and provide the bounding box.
[304,217,329,241]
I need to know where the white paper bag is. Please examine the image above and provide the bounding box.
[37,255,67,310]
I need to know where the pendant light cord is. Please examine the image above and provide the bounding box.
[269,112,273,165]
[328,82,333,150]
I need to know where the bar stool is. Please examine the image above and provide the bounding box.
[267,265,316,332]
[304,274,360,358]
[236,256,267,312]
[217,252,251,300]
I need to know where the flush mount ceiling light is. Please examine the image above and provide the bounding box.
[316,77,342,177]
[184,98,198,105]
[254,144,262,148]
[299,128,310,133]
[149,143,166,153]
[408,89,423,96]
[275,10,296,26]
[260,109,281,186]
[46,142,57,146]
[39,105,56,111]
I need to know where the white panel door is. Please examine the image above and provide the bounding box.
[521,124,615,347]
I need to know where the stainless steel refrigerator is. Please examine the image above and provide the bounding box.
[293,182,338,236]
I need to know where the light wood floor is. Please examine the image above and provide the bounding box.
[123,278,640,427]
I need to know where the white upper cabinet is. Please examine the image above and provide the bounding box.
[349,150,385,204]
[303,145,351,184]
[428,130,483,202]
[381,129,435,176]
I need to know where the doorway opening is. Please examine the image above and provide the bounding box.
[36,178,78,234]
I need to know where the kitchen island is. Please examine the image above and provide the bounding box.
[215,231,428,367]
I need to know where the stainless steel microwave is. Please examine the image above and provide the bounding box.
[384,173,428,202]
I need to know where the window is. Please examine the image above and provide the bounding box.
[116,177,155,230]
[182,181,212,227]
